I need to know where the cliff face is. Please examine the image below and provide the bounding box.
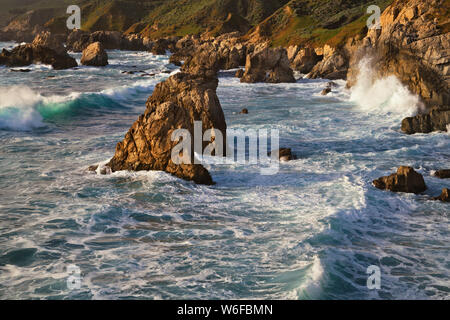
[347,0,450,109]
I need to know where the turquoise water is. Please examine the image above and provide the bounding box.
[0,42,448,299]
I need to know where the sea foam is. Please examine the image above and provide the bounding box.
[350,57,424,116]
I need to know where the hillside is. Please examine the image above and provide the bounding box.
[246,0,394,47]
[2,0,399,48]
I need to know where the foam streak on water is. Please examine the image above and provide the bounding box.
[0,43,448,299]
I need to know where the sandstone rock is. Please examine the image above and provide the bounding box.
[291,47,322,74]
[66,29,90,52]
[81,42,108,67]
[235,69,244,78]
[401,106,450,134]
[434,170,450,179]
[321,87,331,95]
[433,188,450,202]
[0,44,77,70]
[151,38,170,55]
[241,46,296,83]
[32,31,66,55]
[309,45,349,80]
[347,0,450,111]
[373,166,427,194]
[107,72,227,185]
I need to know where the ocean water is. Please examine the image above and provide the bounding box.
[0,42,448,300]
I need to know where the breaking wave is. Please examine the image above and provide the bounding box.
[350,57,424,116]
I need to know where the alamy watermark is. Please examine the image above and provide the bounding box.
[171,121,280,175]
[367,5,382,30]
[67,264,82,290]
[367,265,381,290]
[66,5,81,30]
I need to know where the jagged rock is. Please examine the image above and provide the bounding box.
[169,54,183,66]
[90,31,122,50]
[235,69,244,78]
[151,38,170,55]
[66,29,90,52]
[401,106,450,134]
[309,44,350,80]
[433,188,450,202]
[434,170,450,179]
[347,0,450,110]
[291,47,322,74]
[0,44,77,70]
[67,30,148,52]
[120,34,147,51]
[241,46,296,83]
[81,42,108,67]
[32,31,66,55]
[373,166,427,194]
[107,72,227,185]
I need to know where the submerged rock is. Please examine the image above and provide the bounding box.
[434,170,450,179]
[432,188,450,202]
[373,166,427,194]
[401,106,450,134]
[107,71,227,185]
[0,44,77,70]
[81,42,108,67]
[321,87,331,96]
[239,108,248,114]
[270,148,296,162]
[241,46,296,83]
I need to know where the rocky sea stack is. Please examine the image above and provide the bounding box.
[373,166,427,194]
[107,69,227,185]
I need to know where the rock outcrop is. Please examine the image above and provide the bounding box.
[288,46,322,74]
[373,166,427,194]
[433,188,450,202]
[401,106,450,134]
[32,31,66,55]
[434,170,450,179]
[309,44,354,80]
[66,30,154,52]
[241,46,296,83]
[81,42,108,67]
[0,44,77,70]
[107,70,227,185]
[348,0,449,109]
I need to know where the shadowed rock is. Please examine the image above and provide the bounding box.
[373,166,427,194]
[434,170,450,179]
[432,188,450,202]
[401,106,450,134]
[0,43,77,70]
[270,148,296,162]
[241,46,295,83]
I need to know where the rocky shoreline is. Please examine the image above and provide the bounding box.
[1,0,448,195]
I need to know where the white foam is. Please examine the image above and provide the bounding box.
[0,86,81,131]
[350,57,424,116]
